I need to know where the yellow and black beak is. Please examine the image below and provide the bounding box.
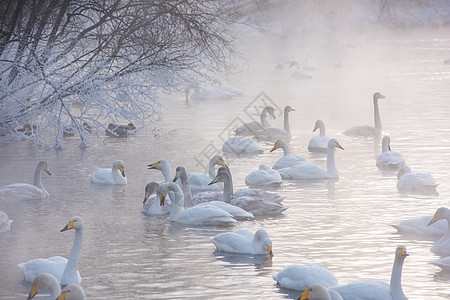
[159,192,165,206]
[336,142,344,150]
[428,214,438,226]
[401,248,409,257]
[208,178,219,186]
[220,159,228,168]
[267,246,273,257]
[300,289,310,300]
[27,284,38,300]
[270,144,277,153]
[57,290,69,300]
[61,220,75,232]
[119,166,125,177]
[45,169,52,176]
[147,161,159,169]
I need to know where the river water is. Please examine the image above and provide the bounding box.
[1,28,450,299]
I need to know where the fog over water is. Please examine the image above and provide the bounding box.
[1,2,450,299]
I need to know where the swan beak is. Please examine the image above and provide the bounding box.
[119,166,125,177]
[57,290,69,300]
[299,289,310,300]
[60,220,75,232]
[27,284,38,300]
[220,159,228,168]
[388,145,391,151]
[147,162,159,169]
[401,248,409,257]
[270,144,277,153]
[173,174,180,182]
[380,94,386,99]
[143,191,150,204]
[159,193,165,206]
[336,142,344,150]
[267,246,273,257]
[427,214,438,226]
[208,178,219,186]
[44,169,52,176]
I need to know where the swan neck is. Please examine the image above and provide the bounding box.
[281,142,290,156]
[179,171,192,208]
[61,227,84,284]
[50,282,62,299]
[382,139,389,153]
[284,110,291,133]
[221,172,233,203]
[208,160,217,179]
[33,164,43,189]
[168,183,185,220]
[374,98,382,131]
[326,147,338,177]
[161,165,172,183]
[319,122,326,136]
[390,255,405,299]
[260,107,271,127]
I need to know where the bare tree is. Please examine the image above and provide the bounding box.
[0,0,243,147]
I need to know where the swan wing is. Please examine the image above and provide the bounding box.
[332,280,391,300]
[210,231,254,254]
[0,183,48,200]
[273,264,338,291]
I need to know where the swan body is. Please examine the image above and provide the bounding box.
[376,136,405,169]
[397,166,438,193]
[142,182,172,215]
[429,257,450,272]
[391,215,446,236]
[255,106,295,142]
[59,284,86,300]
[428,207,450,255]
[272,264,338,291]
[270,139,308,170]
[343,92,385,136]
[27,273,61,300]
[222,136,263,155]
[300,284,343,300]
[234,106,276,136]
[332,245,408,300]
[0,161,51,200]
[210,167,288,216]
[157,182,237,225]
[90,160,127,185]
[173,166,253,219]
[18,216,84,285]
[185,85,241,104]
[245,164,282,186]
[210,229,273,255]
[308,120,331,153]
[0,211,13,232]
[278,139,344,180]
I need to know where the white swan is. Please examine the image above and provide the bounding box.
[90,160,127,185]
[270,139,308,170]
[185,85,241,104]
[245,164,282,186]
[343,92,386,136]
[142,182,172,215]
[59,284,86,300]
[427,207,450,255]
[391,215,446,237]
[0,161,51,200]
[289,61,313,79]
[27,273,61,300]
[308,120,331,153]
[272,264,338,291]
[300,284,343,300]
[397,165,438,193]
[18,216,84,285]
[278,139,343,180]
[332,245,408,300]
[157,182,237,226]
[0,211,13,232]
[208,167,288,216]
[376,136,405,169]
[234,106,276,136]
[186,154,227,194]
[429,256,450,272]
[210,229,273,256]
[255,106,295,142]
[174,166,254,220]
[222,136,264,155]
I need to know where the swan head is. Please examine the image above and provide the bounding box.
[212,155,228,168]
[373,92,386,101]
[57,284,86,300]
[147,160,170,171]
[60,216,84,232]
[156,182,179,206]
[300,284,331,300]
[312,120,324,132]
[428,207,450,226]
[395,245,409,261]
[28,273,60,300]
[284,105,295,113]
[113,160,126,177]
[38,161,52,176]
[327,139,344,150]
[397,165,412,179]
[270,139,286,152]
[265,106,276,119]
[144,182,160,204]
[382,136,391,152]
[209,166,231,185]
[173,166,187,182]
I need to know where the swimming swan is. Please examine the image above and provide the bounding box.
[157,182,237,226]
[27,273,61,300]
[427,207,450,255]
[289,61,313,79]
[210,229,273,256]
[332,245,408,300]
[0,161,51,200]
[278,139,343,180]
[308,120,331,153]
[272,264,338,291]
[185,85,241,104]
[234,106,276,136]
[391,214,446,237]
[270,139,308,170]
[18,216,84,285]
[255,106,295,142]
[343,92,386,136]
[376,136,405,169]
[90,160,127,185]
[300,284,343,300]
[245,164,282,186]
[397,165,438,193]
[142,182,172,215]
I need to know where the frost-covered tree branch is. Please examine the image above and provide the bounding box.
[0,0,243,147]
